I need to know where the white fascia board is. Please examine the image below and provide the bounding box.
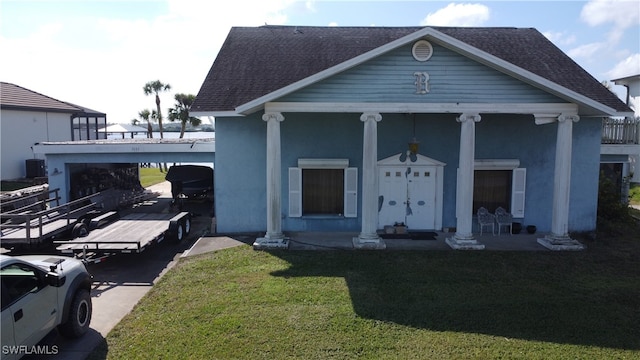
[236,27,445,115]
[425,30,618,116]
[266,102,578,115]
[191,111,242,118]
[32,141,215,155]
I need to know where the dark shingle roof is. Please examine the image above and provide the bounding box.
[0,82,105,116]
[192,26,630,115]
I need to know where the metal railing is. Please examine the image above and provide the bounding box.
[602,117,640,144]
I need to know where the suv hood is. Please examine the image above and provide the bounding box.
[14,255,75,272]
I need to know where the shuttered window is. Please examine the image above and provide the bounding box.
[473,168,526,218]
[289,166,357,218]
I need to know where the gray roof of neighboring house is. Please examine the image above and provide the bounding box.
[192,26,631,115]
[0,82,106,117]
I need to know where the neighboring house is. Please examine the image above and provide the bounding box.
[602,74,640,192]
[191,26,633,250]
[0,82,106,180]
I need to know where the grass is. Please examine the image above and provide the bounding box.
[138,167,167,188]
[630,183,640,205]
[0,180,43,192]
[91,225,640,359]
[0,167,167,191]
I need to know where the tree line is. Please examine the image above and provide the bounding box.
[132,80,201,139]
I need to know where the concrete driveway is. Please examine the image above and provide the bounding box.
[20,182,244,360]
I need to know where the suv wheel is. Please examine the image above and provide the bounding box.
[58,289,92,338]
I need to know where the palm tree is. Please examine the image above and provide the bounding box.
[168,93,201,138]
[143,80,171,138]
[138,109,153,138]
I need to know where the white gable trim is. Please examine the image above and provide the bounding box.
[236,28,438,115]
[265,102,578,116]
[425,30,618,117]
[235,27,619,117]
[378,153,446,167]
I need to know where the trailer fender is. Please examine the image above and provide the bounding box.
[71,222,89,238]
[167,212,191,243]
[89,211,120,230]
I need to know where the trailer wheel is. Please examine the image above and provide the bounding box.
[72,223,89,238]
[175,223,185,242]
[183,216,191,235]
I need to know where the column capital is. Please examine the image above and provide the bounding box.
[456,113,481,123]
[262,112,285,122]
[360,112,382,123]
[558,113,580,123]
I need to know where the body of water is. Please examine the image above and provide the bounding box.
[107,131,215,140]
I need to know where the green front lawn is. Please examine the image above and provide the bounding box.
[92,228,639,359]
[630,183,640,205]
[138,167,167,188]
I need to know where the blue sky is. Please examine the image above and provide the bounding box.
[1,0,638,124]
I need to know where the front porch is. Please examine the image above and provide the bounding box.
[257,231,556,251]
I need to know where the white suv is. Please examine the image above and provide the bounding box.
[1,254,92,360]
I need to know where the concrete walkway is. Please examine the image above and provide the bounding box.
[185,230,550,254]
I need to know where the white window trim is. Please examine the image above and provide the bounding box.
[298,158,349,169]
[472,159,526,219]
[474,159,520,170]
[289,159,357,218]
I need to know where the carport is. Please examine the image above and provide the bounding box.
[32,138,215,204]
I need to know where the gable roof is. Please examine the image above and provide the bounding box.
[0,82,106,117]
[192,26,631,117]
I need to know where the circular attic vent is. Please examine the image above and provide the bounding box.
[412,40,433,62]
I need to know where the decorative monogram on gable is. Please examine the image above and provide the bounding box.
[413,72,430,94]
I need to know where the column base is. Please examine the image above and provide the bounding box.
[352,235,386,250]
[253,236,289,250]
[445,235,485,250]
[537,235,585,251]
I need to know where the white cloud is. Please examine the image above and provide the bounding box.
[0,0,306,124]
[581,0,640,43]
[567,42,607,59]
[421,3,490,27]
[607,53,640,79]
[542,31,577,46]
[581,0,640,28]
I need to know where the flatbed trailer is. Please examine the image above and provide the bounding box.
[0,192,103,248]
[54,211,191,263]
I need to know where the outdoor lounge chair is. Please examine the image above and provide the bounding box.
[495,207,513,235]
[477,207,495,235]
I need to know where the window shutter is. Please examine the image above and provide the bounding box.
[344,167,358,218]
[511,168,526,218]
[289,167,302,217]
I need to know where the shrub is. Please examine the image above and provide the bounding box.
[597,172,634,236]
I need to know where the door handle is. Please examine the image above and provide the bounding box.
[14,309,23,322]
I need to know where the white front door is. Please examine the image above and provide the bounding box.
[378,165,437,230]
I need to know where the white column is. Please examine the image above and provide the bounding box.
[353,113,386,249]
[538,113,584,251]
[446,113,485,250]
[254,112,288,249]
